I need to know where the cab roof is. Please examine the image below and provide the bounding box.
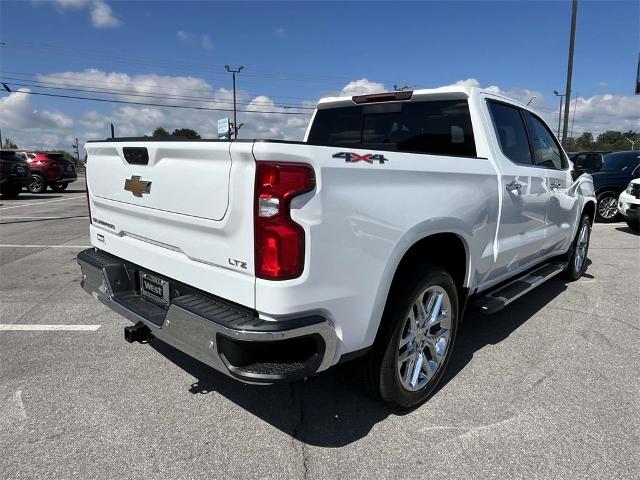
[316,85,527,109]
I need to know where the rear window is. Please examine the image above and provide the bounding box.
[0,151,21,161]
[602,151,640,172]
[307,99,477,157]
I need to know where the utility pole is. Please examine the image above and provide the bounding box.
[73,138,80,166]
[562,0,578,147]
[0,129,3,149]
[553,90,565,140]
[225,65,244,139]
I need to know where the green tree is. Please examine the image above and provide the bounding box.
[171,128,201,139]
[152,127,170,137]
[574,132,594,151]
[2,138,18,149]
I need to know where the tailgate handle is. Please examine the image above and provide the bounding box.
[123,147,149,165]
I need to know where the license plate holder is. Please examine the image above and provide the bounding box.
[139,272,170,306]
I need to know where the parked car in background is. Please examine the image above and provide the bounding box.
[569,151,605,179]
[16,151,78,193]
[0,150,32,199]
[589,151,640,222]
[618,179,640,232]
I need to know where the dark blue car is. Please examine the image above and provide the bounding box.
[589,151,640,222]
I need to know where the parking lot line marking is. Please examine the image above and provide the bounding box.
[0,324,101,331]
[0,244,91,248]
[0,195,85,211]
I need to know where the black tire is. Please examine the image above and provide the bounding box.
[563,214,591,281]
[625,219,639,233]
[0,185,22,199]
[358,266,459,408]
[50,183,68,192]
[28,173,47,194]
[595,191,620,223]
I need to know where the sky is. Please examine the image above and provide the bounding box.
[0,0,639,151]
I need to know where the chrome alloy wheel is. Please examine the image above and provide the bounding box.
[574,222,590,272]
[598,196,618,220]
[397,286,452,392]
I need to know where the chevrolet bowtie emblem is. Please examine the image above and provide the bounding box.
[124,175,152,197]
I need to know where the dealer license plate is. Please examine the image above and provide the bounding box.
[140,272,170,306]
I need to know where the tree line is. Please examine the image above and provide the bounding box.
[563,130,639,153]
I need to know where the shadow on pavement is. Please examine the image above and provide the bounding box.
[1,195,62,202]
[0,215,89,225]
[150,278,569,447]
[615,226,639,235]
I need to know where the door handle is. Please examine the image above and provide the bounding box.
[550,182,562,190]
[506,181,523,193]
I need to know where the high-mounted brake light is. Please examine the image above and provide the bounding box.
[352,91,413,104]
[254,162,315,280]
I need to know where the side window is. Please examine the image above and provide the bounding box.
[488,101,532,165]
[524,112,567,170]
[622,152,640,172]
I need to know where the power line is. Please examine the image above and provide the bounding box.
[0,70,318,102]
[0,88,313,115]
[0,77,316,110]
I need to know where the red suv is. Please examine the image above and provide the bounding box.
[16,151,78,193]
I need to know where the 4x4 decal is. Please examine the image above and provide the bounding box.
[333,152,388,164]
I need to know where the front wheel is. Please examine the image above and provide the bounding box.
[563,214,591,281]
[361,266,459,408]
[28,173,47,194]
[595,191,620,223]
[50,183,68,192]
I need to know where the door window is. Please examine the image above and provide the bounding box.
[488,101,532,165]
[524,113,567,170]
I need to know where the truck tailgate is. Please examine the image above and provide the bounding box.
[85,140,256,307]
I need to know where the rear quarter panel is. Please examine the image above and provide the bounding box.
[252,141,499,358]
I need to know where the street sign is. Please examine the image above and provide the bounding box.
[218,118,230,139]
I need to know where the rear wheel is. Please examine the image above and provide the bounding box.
[359,266,459,408]
[595,191,620,223]
[0,185,22,199]
[28,173,47,194]
[50,183,68,192]
[625,219,639,233]
[563,214,591,281]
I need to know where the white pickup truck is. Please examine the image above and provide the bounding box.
[78,86,596,407]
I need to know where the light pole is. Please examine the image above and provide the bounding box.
[225,65,244,139]
[562,0,579,147]
[553,90,565,140]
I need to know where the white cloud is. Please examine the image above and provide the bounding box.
[177,30,214,50]
[339,78,386,96]
[4,71,637,151]
[89,1,119,28]
[0,89,74,149]
[274,28,286,38]
[49,0,120,28]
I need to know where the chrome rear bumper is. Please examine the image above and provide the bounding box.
[77,248,337,383]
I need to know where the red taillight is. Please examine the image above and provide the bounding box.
[254,162,315,280]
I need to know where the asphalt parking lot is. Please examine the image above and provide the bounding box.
[1,178,638,480]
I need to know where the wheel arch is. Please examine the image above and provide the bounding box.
[366,228,471,349]
[582,199,596,225]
